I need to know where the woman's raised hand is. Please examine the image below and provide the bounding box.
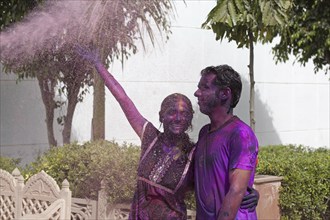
[75,45,100,64]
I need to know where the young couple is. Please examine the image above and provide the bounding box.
[77,47,259,220]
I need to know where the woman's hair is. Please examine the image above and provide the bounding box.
[159,93,195,161]
[159,93,194,128]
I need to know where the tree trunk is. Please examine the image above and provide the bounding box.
[37,74,58,147]
[248,30,256,131]
[62,81,80,144]
[92,69,105,140]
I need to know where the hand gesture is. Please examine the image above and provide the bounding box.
[240,186,259,212]
[75,45,100,64]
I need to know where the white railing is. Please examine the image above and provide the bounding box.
[0,168,197,220]
[1,168,282,220]
[0,168,71,220]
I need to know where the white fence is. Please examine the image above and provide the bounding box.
[0,168,71,220]
[0,168,197,220]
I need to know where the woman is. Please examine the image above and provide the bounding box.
[76,47,258,219]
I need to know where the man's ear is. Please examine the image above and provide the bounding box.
[219,87,231,100]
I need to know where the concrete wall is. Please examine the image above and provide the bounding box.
[1,1,329,165]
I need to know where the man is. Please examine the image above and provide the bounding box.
[194,65,259,220]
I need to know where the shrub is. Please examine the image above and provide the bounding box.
[25,140,140,203]
[257,145,330,220]
[4,142,328,219]
[21,140,197,208]
[0,156,21,172]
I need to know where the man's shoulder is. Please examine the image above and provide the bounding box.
[231,118,258,142]
[197,124,210,138]
[232,117,253,131]
[199,124,210,133]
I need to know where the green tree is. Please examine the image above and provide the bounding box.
[0,0,44,30]
[273,0,330,74]
[202,0,292,130]
[1,0,174,146]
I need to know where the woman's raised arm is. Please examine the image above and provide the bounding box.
[76,46,147,138]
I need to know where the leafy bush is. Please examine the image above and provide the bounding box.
[19,140,197,208]
[257,145,330,220]
[3,142,328,219]
[0,156,21,172]
[25,140,140,203]
[185,191,196,210]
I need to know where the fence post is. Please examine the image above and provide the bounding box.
[60,179,72,220]
[97,179,108,219]
[12,168,24,220]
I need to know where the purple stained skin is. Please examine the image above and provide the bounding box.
[194,65,258,220]
[129,121,195,219]
[76,46,196,219]
[194,117,258,220]
[76,48,259,219]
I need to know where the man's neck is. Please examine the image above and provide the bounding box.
[209,108,234,132]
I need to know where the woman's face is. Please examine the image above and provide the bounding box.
[162,98,192,136]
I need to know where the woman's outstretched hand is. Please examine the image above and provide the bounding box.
[75,45,100,64]
[240,186,259,212]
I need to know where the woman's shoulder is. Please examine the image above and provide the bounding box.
[141,122,160,148]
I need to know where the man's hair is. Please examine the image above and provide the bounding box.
[201,65,242,108]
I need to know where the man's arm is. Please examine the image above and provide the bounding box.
[217,169,252,220]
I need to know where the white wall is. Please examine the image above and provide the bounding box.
[1,1,329,165]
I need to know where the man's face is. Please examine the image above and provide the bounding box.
[194,73,220,115]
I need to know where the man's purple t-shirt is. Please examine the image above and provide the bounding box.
[194,116,258,220]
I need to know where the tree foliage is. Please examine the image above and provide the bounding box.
[202,0,292,130]
[0,0,44,30]
[1,0,174,146]
[273,0,330,74]
[202,0,292,47]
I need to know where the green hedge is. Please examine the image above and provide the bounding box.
[1,143,329,219]
[0,156,21,172]
[24,140,140,203]
[256,145,330,220]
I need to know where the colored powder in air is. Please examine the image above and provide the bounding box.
[0,0,127,69]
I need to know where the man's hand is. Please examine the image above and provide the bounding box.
[240,186,259,212]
